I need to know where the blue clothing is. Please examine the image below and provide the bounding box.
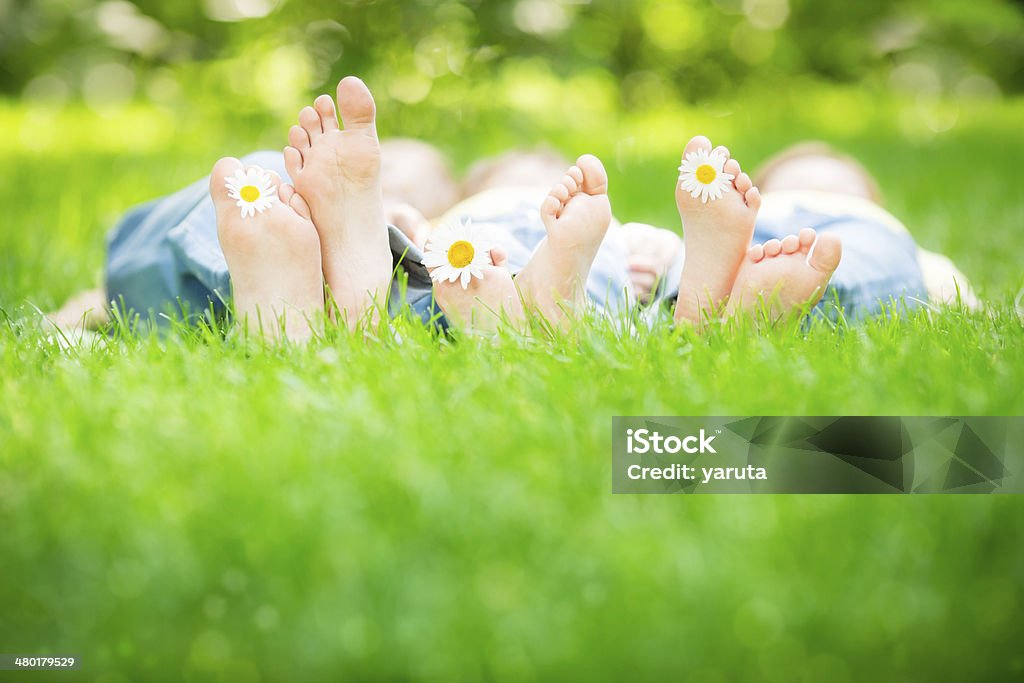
[659,199,928,321]
[438,190,633,314]
[755,205,927,320]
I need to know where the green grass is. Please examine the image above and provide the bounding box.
[1,85,1023,681]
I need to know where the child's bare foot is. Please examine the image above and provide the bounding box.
[726,228,843,321]
[212,158,324,341]
[283,76,391,329]
[48,288,110,331]
[433,247,525,334]
[674,136,761,325]
[514,154,612,325]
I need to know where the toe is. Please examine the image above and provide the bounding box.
[798,227,817,250]
[744,186,761,210]
[210,157,243,203]
[279,183,294,204]
[314,94,339,132]
[808,233,842,274]
[748,244,765,262]
[336,76,377,131]
[299,106,322,140]
[567,165,583,187]
[560,173,579,195]
[712,145,730,161]
[735,172,752,192]
[724,158,740,178]
[549,183,570,203]
[490,245,509,268]
[283,146,303,177]
[781,234,800,254]
[576,154,608,195]
[287,187,313,221]
[683,135,712,157]
[763,239,783,257]
[257,168,282,190]
[288,125,310,151]
[540,194,562,226]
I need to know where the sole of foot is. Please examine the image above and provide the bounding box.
[283,76,392,330]
[514,154,612,327]
[674,135,761,326]
[212,157,324,341]
[47,287,110,332]
[432,246,525,334]
[725,228,843,322]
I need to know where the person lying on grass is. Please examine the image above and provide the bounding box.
[49,76,975,340]
[385,141,976,325]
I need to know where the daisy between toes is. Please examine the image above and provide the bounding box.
[423,219,493,289]
[225,167,278,218]
[679,148,735,203]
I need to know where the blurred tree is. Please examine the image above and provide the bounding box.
[1,0,1021,106]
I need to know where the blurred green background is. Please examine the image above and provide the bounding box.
[4,0,1023,112]
[2,1,1023,682]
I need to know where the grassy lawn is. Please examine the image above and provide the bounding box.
[1,86,1023,681]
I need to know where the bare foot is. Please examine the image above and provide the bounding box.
[514,154,612,325]
[48,288,110,331]
[622,222,683,302]
[212,157,324,341]
[432,247,525,334]
[726,228,843,321]
[283,76,392,329]
[674,136,761,325]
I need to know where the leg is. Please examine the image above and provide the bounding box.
[674,136,761,325]
[212,158,324,341]
[726,228,843,321]
[514,154,612,325]
[284,77,392,330]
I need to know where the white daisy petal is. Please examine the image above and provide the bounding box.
[677,148,734,203]
[222,165,285,219]
[422,216,487,289]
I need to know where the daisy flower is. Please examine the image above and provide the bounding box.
[423,218,492,289]
[225,167,278,218]
[678,149,735,203]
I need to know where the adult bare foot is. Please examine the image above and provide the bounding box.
[283,76,392,329]
[726,228,843,321]
[514,154,612,325]
[674,136,761,325]
[212,158,324,341]
[432,247,525,334]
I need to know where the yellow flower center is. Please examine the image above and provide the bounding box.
[240,185,261,202]
[447,240,475,268]
[695,164,717,184]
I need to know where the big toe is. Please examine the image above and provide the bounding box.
[210,157,244,207]
[809,233,842,274]
[336,76,377,129]
[576,154,608,196]
[683,135,713,156]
